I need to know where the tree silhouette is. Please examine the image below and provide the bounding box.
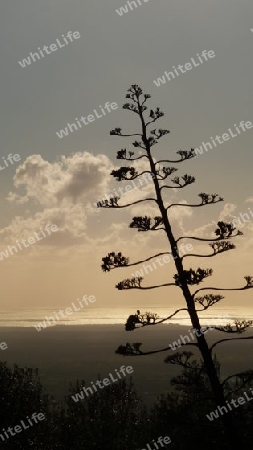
[100,84,253,450]
[62,378,146,450]
[0,362,53,449]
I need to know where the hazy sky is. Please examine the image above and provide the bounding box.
[0,0,253,314]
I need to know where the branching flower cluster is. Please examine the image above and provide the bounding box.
[96,196,120,208]
[209,241,235,255]
[115,342,143,356]
[215,319,253,334]
[177,149,196,161]
[194,294,224,310]
[150,128,170,139]
[116,149,136,160]
[148,107,164,123]
[215,221,235,239]
[115,342,143,355]
[244,276,253,287]
[156,166,177,181]
[110,127,122,136]
[125,310,159,331]
[171,174,195,187]
[111,166,138,181]
[164,352,202,370]
[116,277,143,290]
[174,268,213,286]
[198,193,224,204]
[101,252,129,272]
[129,216,164,232]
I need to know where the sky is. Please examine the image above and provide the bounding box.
[0,0,253,316]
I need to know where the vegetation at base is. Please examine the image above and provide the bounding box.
[0,361,252,449]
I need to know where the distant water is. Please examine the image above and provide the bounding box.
[0,307,252,327]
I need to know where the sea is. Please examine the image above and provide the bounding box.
[0,307,252,328]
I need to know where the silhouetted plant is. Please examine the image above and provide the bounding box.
[100,84,253,450]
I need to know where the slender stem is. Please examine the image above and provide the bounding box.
[114,170,153,182]
[121,155,148,161]
[160,184,188,191]
[210,336,253,353]
[122,252,172,268]
[182,250,233,260]
[193,286,248,298]
[155,158,192,165]
[221,371,253,387]
[102,198,157,209]
[176,233,240,243]
[118,133,142,137]
[141,307,188,326]
[121,283,176,290]
[122,342,197,357]
[166,200,223,211]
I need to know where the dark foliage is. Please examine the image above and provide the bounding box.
[1,362,253,450]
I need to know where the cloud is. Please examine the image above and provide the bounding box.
[1,152,116,248]
[8,152,113,207]
[2,152,171,253]
[4,152,251,265]
[219,203,237,222]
